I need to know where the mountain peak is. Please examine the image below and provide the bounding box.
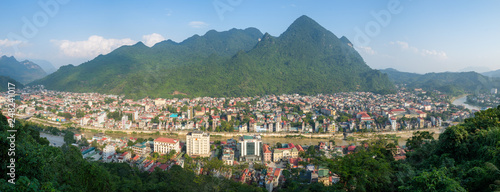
[280,15,339,42]
[282,15,325,35]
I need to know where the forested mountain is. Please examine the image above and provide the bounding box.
[380,68,500,95]
[30,59,57,74]
[482,69,500,78]
[0,76,24,92]
[31,15,394,99]
[0,56,47,84]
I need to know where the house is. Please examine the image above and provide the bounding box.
[131,142,152,155]
[273,146,298,162]
[117,152,131,163]
[222,148,235,166]
[74,134,82,141]
[263,144,272,162]
[153,137,179,155]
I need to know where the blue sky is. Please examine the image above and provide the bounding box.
[0,0,499,73]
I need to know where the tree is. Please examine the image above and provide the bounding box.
[330,147,393,191]
[400,168,466,192]
[406,131,434,150]
[276,142,282,148]
[64,131,76,145]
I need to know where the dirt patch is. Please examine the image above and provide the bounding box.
[172,91,187,95]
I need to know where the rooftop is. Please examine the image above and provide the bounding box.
[154,137,178,144]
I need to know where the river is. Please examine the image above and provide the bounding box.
[452,95,481,111]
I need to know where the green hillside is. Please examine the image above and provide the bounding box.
[0,76,24,92]
[380,68,500,96]
[0,56,47,84]
[31,15,395,99]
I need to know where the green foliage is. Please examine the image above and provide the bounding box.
[329,146,393,191]
[57,112,72,120]
[406,131,434,150]
[107,111,122,121]
[0,76,24,92]
[399,168,466,192]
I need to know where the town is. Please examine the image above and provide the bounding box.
[0,85,481,190]
[1,86,474,133]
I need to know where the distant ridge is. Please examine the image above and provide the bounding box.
[31,15,395,99]
[0,56,47,84]
[380,68,500,95]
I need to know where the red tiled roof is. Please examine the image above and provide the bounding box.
[391,109,406,112]
[274,168,281,177]
[263,144,272,153]
[295,145,304,152]
[348,146,356,151]
[154,137,178,144]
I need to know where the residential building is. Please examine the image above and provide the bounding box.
[272,144,298,162]
[103,144,116,162]
[263,144,272,162]
[222,147,235,166]
[131,142,151,155]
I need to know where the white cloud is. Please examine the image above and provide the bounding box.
[51,35,137,58]
[0,39,23,47]
[357,46,375,55]
[390,41,447,60]
[421,49,447,59]
[188,21,209,28]
[142,33,166,47]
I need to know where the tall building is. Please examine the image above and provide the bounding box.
[98,112,107,124]
[491,88,498,95]
[187,107,193,120]
[239,135,262,162]
[154,137,179,155]
[222,147,235,166]
[103,144,116,162]
[186,131,210,157]
[121,115,130,129]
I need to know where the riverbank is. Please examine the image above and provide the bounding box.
[29,116,445,146]
[451,94,481,111]
[449,94,468,104]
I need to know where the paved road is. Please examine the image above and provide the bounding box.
[40,132,65,147]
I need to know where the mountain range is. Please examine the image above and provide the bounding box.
[482,69,500,78]
[380,68,500,95]
[0,56,47,84]
[30,15,395,99]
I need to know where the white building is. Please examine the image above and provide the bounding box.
[103,144,116,162]
[222,148,235,166]
[186,131,210,157]
[153,137,180,155]
[239,135,262,162]
[492,88,498,95]
[98,112,107,124]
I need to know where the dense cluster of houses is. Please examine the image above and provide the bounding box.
[2,87,473,136]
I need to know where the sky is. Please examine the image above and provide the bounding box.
[0,0,499,74]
